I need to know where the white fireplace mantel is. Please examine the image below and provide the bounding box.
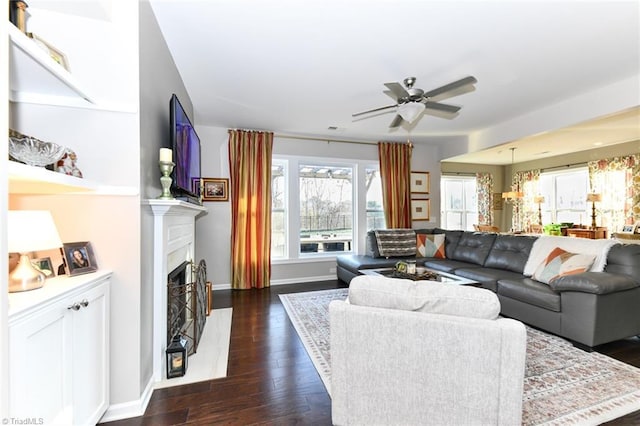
[143,199,207,382]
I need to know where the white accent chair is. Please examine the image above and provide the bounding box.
[330,275,527,426]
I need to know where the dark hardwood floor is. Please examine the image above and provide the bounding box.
[102,280,640,425]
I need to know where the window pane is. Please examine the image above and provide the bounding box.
[299,164,353,254]
[366,168,385,231]
[445,180,464,210]
[556,172,588,210]
[271,162,286,258]
[441,176,477,230]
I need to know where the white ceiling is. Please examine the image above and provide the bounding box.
[149,0,640,164]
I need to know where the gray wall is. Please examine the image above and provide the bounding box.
[139,0,194,397]
[194,129,442,289]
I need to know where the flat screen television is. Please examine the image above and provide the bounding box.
[169,94,201,203]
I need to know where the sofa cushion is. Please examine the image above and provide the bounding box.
[373,229,416,258]
[434,228,464,259]
[348,275,500,320]
[455,267,526,292]
[451,232,497,265]
[604,244,640,282]
[532,247,595,284]
[483,235,536,274]
[549,271,640,295]
[423,259,479,273]
[497,278,561,312]
[416,233,446,258]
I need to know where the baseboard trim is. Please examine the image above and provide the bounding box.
[212,274,336,291]
[99,376,154,423]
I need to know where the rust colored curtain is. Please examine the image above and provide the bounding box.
[228,130,273,290]
[378,142,412,228]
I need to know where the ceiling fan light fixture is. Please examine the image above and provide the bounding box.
[397,102,425,123]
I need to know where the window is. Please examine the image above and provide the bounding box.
[539,168,589,225]
[365,168,385,231]
[272,156,380,259]
[271,160,287,258]
[299,163,353,255]
[440,176,477,231]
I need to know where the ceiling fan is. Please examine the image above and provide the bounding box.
[353,76,477,128]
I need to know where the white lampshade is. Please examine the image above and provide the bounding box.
[8,210,63,253]
[534,196,545,204]
[397,102,426,123]
[8,211,63,292]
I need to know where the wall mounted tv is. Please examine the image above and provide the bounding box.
[169,93,201,204]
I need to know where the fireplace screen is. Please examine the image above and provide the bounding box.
[167,259,207,356]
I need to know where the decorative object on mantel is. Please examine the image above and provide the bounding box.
[63,241,98,276]
[194,177,229,202]
[7,210,63,292]
[9,0,29,33]
[56,149,83,177]
[587,192,602,229]
[27,32,70,71]
[158,148,175,200]
[8,132,66,167]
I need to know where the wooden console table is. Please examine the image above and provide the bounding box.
[565,227,608,239]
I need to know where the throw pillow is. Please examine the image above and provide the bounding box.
[348,275,500,320]
[532,247,596,285]
[416,233,446,258]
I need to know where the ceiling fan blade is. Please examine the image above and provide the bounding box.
[384,82,409,100]
[389,114,404,128]
[423,101,461,114]
[423,76,477,101]
[352,104,398,117]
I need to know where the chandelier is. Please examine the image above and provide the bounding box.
[502,147,523,203]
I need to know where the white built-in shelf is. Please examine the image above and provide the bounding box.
[8,24,94,106]
[8,160,138,196]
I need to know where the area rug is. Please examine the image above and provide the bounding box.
[280,289,640,425]
[155,307,232,389]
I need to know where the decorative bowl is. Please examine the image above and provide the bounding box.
[8,136,66,167]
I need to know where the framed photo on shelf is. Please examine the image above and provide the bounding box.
[411,199,430,221]
[27,32,70,71]
[200,178,229,202]
[63,241,98,276]
[410,171,430,194]
[31,257,54,278]
[620,224,635,234]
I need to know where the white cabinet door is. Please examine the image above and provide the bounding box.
[9,298,74,424]
[71,282,110,426]
[9,276,110,426]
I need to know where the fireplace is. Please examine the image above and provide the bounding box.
[145,199,207,382]
[167,259,208,356]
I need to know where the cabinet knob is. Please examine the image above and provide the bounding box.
[67,303,81,311]
[80,299,89,308]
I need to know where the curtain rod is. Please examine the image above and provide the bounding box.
[275,133,378,146]
[540,162,588,173]
[443,172,476,177]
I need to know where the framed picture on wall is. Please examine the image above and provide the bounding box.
[201,178,229,202]
[411,199,430,221]
[410,171,430,194]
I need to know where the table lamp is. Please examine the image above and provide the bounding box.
[586,193,602,230]
[8,210,63,292]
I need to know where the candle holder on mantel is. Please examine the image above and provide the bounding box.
[158,161,175,200]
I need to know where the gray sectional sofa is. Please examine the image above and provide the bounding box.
[335,228,640,347]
